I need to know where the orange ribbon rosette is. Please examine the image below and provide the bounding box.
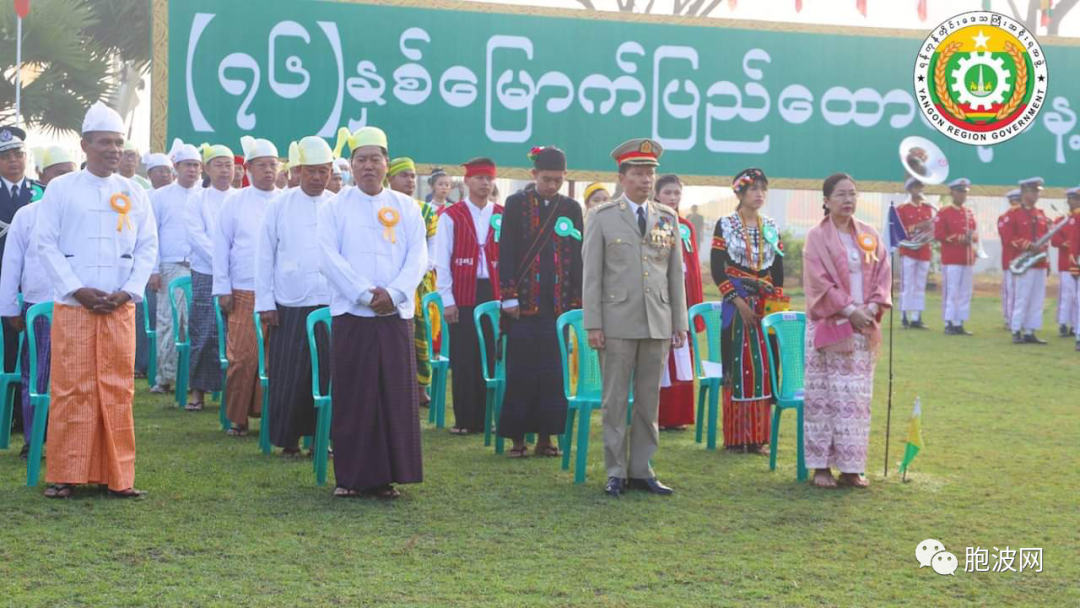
[856,232,879,264]
[378,207,400,243]
[110,193,133,232]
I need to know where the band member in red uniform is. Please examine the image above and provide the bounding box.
[434,158,502,434]
[1051,188,1080,338]
[997,189,1022,329]
[999,177,1050,344]
[896,177,935,329]
[1067,188,1080,351]
[934,178,978,336]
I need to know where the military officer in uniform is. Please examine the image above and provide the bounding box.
[0,125,43,427]
[582,138,688,498]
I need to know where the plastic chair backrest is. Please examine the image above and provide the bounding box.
[688,302,724,379]
[26,302,53,398]
[472,300,504,383]
[143,288,154,336]
[421,292,449,361]
[167,276,193,344]
[555,310,602,400]
[306,307,332,400]
[253,310,268,379]
[213,296,227,364]
[761,311,807,401]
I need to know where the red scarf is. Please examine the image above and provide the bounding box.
[444,201,502,306]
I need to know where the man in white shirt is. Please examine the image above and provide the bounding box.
[35,101,158,499]
[147,139,201,395]
[255,136,333,456]
[144,153,174,190]
[318,126,426,498]
[184,143,234,411]
[119,142,152,190]
[433,157,502,435]
[214,136,278,436]
[0,199,53,458]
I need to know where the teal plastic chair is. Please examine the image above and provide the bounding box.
[25,302,52,487]
[421,292,450,429]
[761,311,808,482]
[306,307,333,486]
[473,300,507,452]
[253,311,271,454]
[167,276,192,408]
[0,305,25,450]
[213,296,229,431]
[143,287,157,387]
[689,302,724,450]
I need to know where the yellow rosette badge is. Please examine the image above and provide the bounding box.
[110,193,133,232]
[378,207,400,243]
[856,232,879,264]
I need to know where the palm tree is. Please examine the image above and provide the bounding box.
[0,0,150,135]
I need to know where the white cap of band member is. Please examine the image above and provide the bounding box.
[1066,186,1080,197]
[1018,176,1044,189]
[947,178,971,190]
[240,135,278,162]
[168,138,201,164]
[81,101,125,134]
[1006,188,1021,200]
[142,152,173,171]
[904,177,923,190]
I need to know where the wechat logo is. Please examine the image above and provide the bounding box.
[917,539,958,576]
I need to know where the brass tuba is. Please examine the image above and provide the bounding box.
[897,136,949,250]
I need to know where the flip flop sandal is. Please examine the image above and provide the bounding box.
[333,487,360,498]
[449,427,470,435]
[837,475,869,489]
[44,484,73,499]
[281,448,304,459]
[226,427,248,437]
[185,401,204,412]
[507,446,530,459]
[534,445,562,457]
[366,486,401,500]
[108,488,147,499]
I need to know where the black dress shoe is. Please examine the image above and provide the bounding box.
[1060,324,1071,338]
[902,315,910,329]
[943,324,957,335]
[956,324,973,336]
[1013,331,1025,344]
[910,320,929,330]
[628,477,674,495]
[604,477,625,497]
[18,444,29,459]
[1023,333,1048,345]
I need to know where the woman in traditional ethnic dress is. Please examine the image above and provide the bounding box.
[803,173,891,488]
[427,168,453,212]
[582,183,611,213]
[414,199,439,405]
[655,175,702,430]
[710,168,784,455]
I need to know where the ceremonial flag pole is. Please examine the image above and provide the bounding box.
[13,0,31,127]
[884,202,909,477]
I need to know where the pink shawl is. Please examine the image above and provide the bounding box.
[803,215,892,352]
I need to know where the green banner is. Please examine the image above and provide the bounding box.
[160,0,1080,188]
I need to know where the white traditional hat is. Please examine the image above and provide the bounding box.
[168,138,201,164]
[81,101,125,134]
[37,146,76,170]
[142,152,173,171]
[240,136,279,162]
[296,136,334,166]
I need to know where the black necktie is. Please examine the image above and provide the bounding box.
[10,184,17,200]
[637,207,646,237]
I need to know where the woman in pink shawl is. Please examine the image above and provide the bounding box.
[802,174,891,489]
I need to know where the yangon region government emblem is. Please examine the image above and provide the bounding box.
[914,11,1048,145]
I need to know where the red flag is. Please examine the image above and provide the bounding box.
[14,0,30,19]
[796,0,803,12]
[918,0,927,22]
[856,0,867,17]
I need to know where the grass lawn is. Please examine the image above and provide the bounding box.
[1,288,1077,607]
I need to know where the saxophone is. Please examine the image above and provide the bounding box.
[1009,218,1068,274]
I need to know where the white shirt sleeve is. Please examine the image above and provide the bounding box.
[254,198,278,313]
[212,196,234,297]
[317,199,374,306]
[0,210,28,317]
[434,212,456,307]
[386,200,428,307]
[121,187,158,303]
[35,182,84,301]
[186,190,213,268]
